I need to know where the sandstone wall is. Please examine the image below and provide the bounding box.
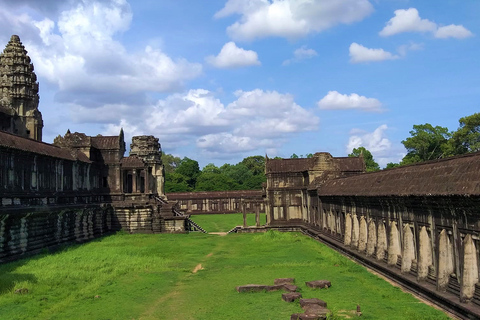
[0,205,114,262]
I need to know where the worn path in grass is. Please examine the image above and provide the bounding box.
[0,230,452,320]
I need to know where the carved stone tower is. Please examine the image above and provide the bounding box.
[129,135,165,196]
[0,35,43,141]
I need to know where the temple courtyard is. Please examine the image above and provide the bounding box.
[0,214,451,320]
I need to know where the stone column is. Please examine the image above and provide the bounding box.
[255,204,260,227]
[242,201,247,228]
[144,168,149,194]
[132,169,137,193]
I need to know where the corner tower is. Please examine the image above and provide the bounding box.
[0,35,43,141]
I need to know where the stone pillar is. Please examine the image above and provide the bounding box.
[351,214,359,249]
[401,224,415,273]
[437,229,454,291]
[461,234,478,302]
[358,216,368,252]
[377,222,387,261]
[418,226,432,280]
[387,221,401,266]
[366,219,376,257]
[344,213,352,246]
[132,169,137,193]
[242,202,247,228]
[144,168,149,194]
[255,204,260,227]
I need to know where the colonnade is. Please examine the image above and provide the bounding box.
[316,204,480,303]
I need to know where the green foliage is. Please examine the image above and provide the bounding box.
[385,162,400,169]
[161,152,181,174]
[290,153,299,158]
[0,230,450,320]
[348,146,380,172]
[241,156,265,175]
[165,171,190,192]
[401,124,451,164]
[448,112,480,155]
[195,172,238,191]
[176,157,200,189]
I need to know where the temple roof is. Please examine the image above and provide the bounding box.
[120,156,145,168]
[167,190,262,199]
[265,154,364,174]
[0,130,91,162]
[91,135,122,150]
[318,151,480,197]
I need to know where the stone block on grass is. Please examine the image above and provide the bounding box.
[290,313,326,320]
[236,284,268,293]
[282,292,302,302]
[275,278,295,285]
[283,284,299,292]
[305,280,331,289]
[299,298,327,308]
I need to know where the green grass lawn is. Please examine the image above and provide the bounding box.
[190,213,267,232]
[0,229,450,320]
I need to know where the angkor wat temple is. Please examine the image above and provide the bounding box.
[2,35,480,318]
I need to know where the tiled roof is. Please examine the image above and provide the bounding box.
[334,157,365,172]
[318,152,480,197]
[0,130,91,163]
[167,190,263,200]
[266,158,312,173]
[120,156,145,168]
[91,136,120,149]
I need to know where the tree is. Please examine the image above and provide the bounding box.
[348,147,380,172]
[290,153,299,159]
[195,172,238,191]
[385,162,400,169]
[202,163,221,174]
[161,152,181,174]
[241,155,265,175]
[401,124,451,164]
[448,112,480,155]
[220,163,253,188]
[164,172,190,192]
[175,157,200,189]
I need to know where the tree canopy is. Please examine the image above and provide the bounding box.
[348,146,380,172]
[400,124,451,165]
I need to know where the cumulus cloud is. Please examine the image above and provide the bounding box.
[380,8,473,39]
[318,91,383,112]
[282,45,317,65]
[215,0,374,41]
[103,88,319,155]
[206,41,260,68]
[0,0,202,109]
[346,125,406,167]
[349,43,399,63]
[435,24,473,39]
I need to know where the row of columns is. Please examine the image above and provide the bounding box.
[322,211,479,302]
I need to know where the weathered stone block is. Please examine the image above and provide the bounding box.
[282,292,302,302]
[299,298,327,308]
[275,277,295,285]
[283,284,299,292]
[236,284,268,293]
[305,280,331,289]
[290,313,326,320]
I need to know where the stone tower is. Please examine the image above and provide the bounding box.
[0,35,43,141]
[129,135,165,196]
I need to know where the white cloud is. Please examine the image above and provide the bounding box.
[282,45,317,65]
[435,24,473,39]
[346,125,402,167]
[102,88,319,155]
[215,0,374,41]
[349,43,399,63]
[206,41,260,68]
[1,0,202,109]
[318,91,383,112]
[380,8,473,39]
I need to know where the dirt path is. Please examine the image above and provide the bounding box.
[138,240,227,320]
[209,232,227,236]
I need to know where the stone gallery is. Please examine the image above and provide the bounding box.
[1,35,480,318]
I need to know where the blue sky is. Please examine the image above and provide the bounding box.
[1,0,478,168]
